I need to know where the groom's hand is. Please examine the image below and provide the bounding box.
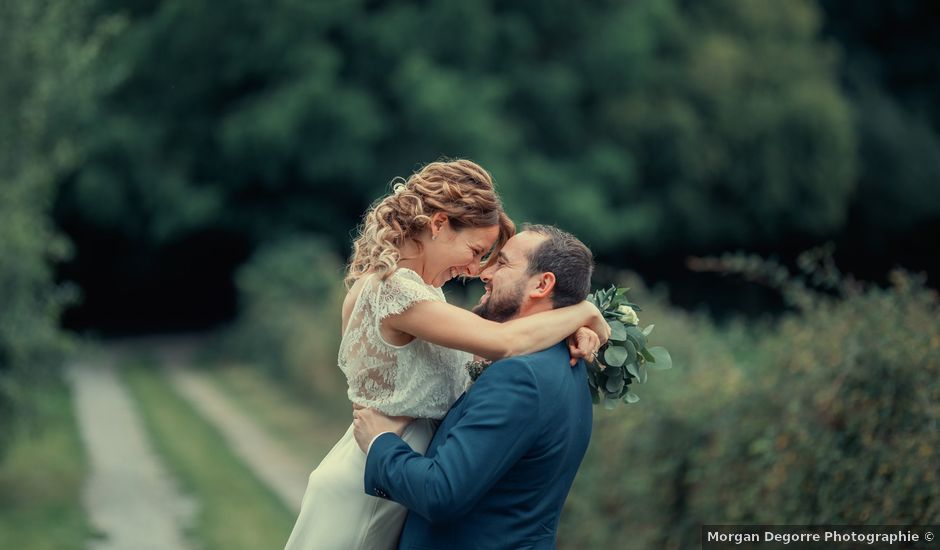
[352,405,412,454]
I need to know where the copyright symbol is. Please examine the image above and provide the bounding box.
[926,532,935,542]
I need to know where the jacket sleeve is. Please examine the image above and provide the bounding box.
[363,356,540,522]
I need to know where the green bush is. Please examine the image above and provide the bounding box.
[0,1,94,456]
[689,270,939,526]
[0,181,76,456]
[224,235,347,400]
[559,264,939,548]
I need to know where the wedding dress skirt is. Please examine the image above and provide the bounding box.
[284,418,437,550]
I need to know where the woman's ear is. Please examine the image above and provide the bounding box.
[430,212,449,239]
[529,272,557,299]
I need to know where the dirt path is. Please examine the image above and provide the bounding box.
[166,366,310,512]
[67,358,195,550]
[147,338,311,513]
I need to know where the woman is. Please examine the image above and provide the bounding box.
[285,159,608,550]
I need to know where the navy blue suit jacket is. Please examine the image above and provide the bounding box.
[364,342,593,550]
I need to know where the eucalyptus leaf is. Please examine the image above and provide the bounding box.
[623,339,637,365]
[603,345,628,367]
[646,346,673,370]
[608,320,627,341]
[625,326,647,349]
[637,363,648,384]
[640,347,656,363]
[600,288,613,307]
[623,392,640,404]
[642,324,655,336]
[603,398,618,410]
[605,376,625,394]
[625,361,639,378]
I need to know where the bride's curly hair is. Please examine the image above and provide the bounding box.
[345,159,515,288]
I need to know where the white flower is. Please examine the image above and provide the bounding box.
[617,304,639,325]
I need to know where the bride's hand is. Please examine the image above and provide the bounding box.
[582,301,611,346]
[567,327,601,367]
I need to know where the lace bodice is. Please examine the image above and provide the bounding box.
[339,268,472,419]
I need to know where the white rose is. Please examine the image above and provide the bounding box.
[617,305,639,326]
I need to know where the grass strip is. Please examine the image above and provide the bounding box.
[206,364,349,464]
[0,375,90,550]
[123,362,295,550]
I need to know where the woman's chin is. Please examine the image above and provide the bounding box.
[433,268,459,287]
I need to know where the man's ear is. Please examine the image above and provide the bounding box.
[529,272,556,299]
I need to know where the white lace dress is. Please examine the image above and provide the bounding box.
[284,268,471,550]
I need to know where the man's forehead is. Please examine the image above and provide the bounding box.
[503,231,548,259]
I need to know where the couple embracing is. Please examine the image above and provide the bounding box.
[284,160,610,550]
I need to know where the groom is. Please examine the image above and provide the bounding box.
[353,224,595,549]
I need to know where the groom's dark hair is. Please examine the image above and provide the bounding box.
[522,224,594,308]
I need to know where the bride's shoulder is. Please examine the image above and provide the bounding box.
[347,268,436,312]
[344,268,420,304]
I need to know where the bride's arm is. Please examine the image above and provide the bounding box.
[385,300,608,361]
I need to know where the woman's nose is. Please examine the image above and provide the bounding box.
[464,262,481,277]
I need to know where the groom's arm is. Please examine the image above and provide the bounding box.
[364,357,541,523]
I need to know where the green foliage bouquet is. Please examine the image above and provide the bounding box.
[587,286,671,409]
[467,285,671,408]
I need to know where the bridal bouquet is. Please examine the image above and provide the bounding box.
[587,285,671,409]
[466,285,671,409]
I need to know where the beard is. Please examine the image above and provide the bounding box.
[472,280,526,322]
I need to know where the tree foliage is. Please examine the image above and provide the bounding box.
[0,0,105,452]
[819,0,940,242]
[50,0,855,302]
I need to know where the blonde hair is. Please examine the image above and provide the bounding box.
[346,159,515,287]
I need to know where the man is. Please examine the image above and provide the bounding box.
[353,224,597,549]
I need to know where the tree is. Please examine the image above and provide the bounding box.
[819,0,940,252]
[0,0,106,451]
[48,0,857,326]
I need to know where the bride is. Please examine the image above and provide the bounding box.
[284,159,608,550]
